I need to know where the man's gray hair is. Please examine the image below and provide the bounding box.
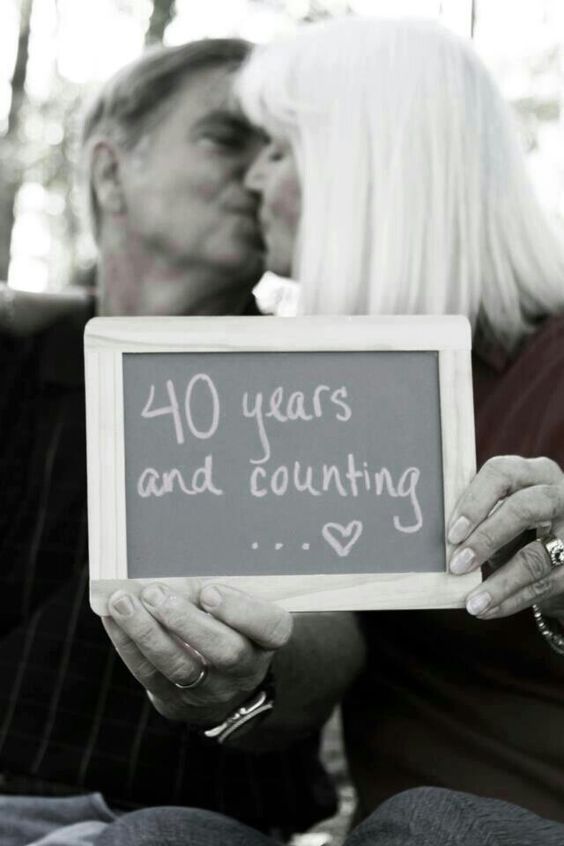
[82,38,250,237]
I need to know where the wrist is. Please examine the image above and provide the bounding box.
[202,668,275,744]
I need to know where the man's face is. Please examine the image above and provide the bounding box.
[119,65,266,285]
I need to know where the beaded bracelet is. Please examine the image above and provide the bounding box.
[532,605,564,656]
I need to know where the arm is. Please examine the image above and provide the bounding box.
[102,583,366,751]
[255,610,366,749]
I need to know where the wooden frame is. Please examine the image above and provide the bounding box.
[85,315,481,614]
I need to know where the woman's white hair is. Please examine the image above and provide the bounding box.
[238,17,564,350]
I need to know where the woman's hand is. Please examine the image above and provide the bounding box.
[102,582,292,725]
[447,456,564,619]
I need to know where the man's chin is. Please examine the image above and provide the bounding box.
[229,213,265,248]
[213,235,264,276]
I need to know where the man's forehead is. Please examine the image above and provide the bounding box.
[184,67,261,137]
[181,64,241,115]
[131,65,259,153]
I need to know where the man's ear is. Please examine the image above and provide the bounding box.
[90,140,126,215]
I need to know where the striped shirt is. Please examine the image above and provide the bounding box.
[0,308,336,837]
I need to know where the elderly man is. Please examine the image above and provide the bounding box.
[84,40,264,318]
[0,40,334,845]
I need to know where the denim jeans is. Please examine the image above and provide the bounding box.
[91,787,564,846]
[0,794,116,846]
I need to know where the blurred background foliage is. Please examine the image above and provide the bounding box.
[0,0,562,292]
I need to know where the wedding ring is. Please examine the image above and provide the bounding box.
[174,661,208,690]
[173,643,209,690]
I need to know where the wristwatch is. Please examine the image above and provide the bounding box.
[203,669,275,744]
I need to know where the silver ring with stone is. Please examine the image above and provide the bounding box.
[537,533,564,570]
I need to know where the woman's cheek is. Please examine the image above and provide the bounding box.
[271,169,301,234]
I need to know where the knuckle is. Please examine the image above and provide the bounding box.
[483,455,506,474]
[513,455,536,476]
[479,461,502,492]
[473,524,498,556]
[131,620,161,650]
[483,455,514,484]
[157,593,190,627]
[521,546,550,582]
[531,577,553,599]
[535,456,561,480]
[217,638,248,673]
[506,493,535,526]
[542,484,564,519]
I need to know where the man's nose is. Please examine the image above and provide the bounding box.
[244,150,266,194]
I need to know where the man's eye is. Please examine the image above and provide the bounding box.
[202,130,246,149]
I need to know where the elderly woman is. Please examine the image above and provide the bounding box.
[101,17,564,846]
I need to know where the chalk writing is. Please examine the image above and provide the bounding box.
[134,369,427,558]
[137,456,223,497]
[242,384,352,464]
[322,521,363,557]
[142,375,220,445]
[248,457,422,533]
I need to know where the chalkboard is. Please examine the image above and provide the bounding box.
[85,316,481,613]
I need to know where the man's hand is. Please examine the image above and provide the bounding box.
[102,582,292,725]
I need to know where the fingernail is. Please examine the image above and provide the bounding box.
[450,547,476,574]
[141,585,167,608]
[200,586,222,609]
[467,592,491,616]
[110,592,134,617]
[448,516,471,545]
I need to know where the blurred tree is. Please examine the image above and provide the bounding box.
[0,0,34,280]
[146,0,176,45]
[0,0,560,293]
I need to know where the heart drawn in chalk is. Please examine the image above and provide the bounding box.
[322,521,363,557]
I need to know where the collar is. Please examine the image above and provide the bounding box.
[39,294,261,388]
[40,297,96,389]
